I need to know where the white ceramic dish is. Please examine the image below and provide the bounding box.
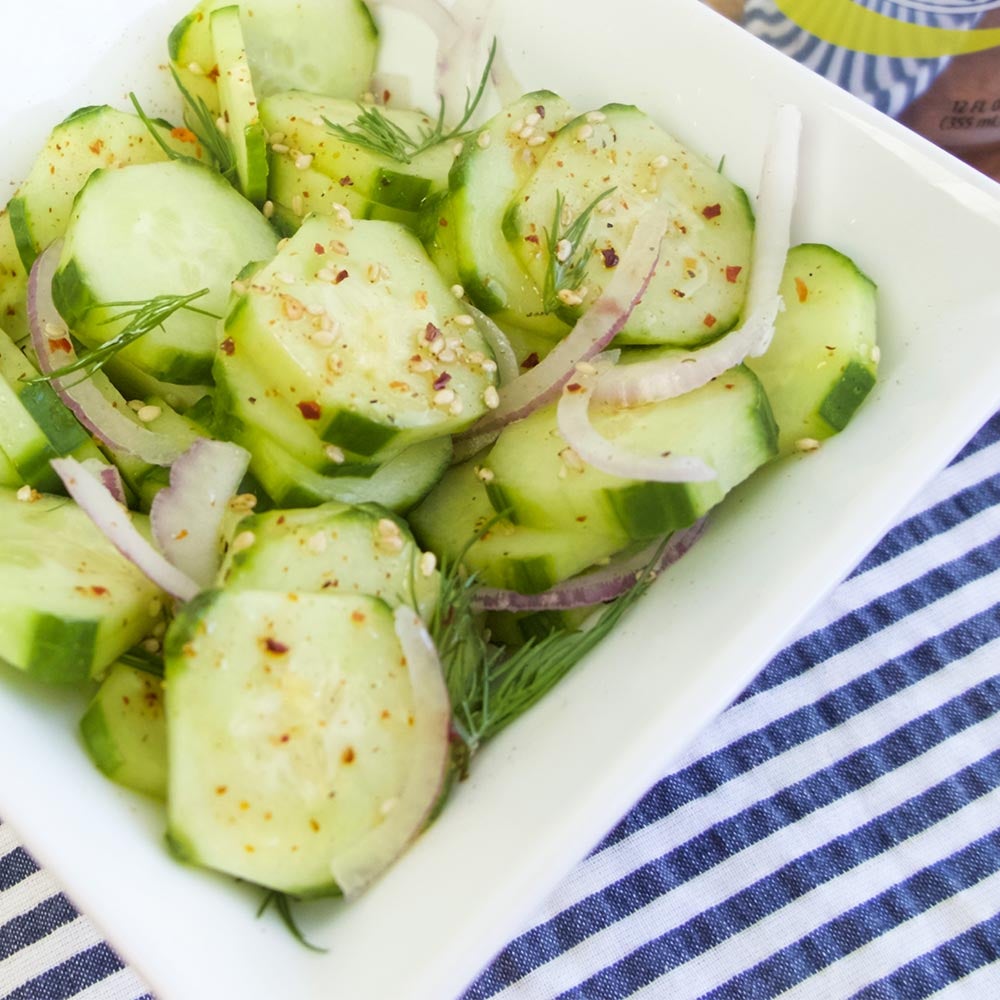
[3,1,1000,998]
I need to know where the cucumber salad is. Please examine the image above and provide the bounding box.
[0,0,878,907]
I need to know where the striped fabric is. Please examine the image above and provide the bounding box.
[742,0,988,119]
[3,409,1000,996]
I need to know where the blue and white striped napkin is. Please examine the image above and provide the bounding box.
[4,407,1000,997]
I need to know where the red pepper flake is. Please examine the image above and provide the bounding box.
[725,265,743,284]
[601,247,620,268]
[216,785,228,795]
[339,175,353,187]
[424,322,441,342]
[795,277,809,303]
[341,747,356,764]
[703,313,717,328]
[90,585,108,596]
[297,400,322,420]
[383,88,392,104]
[535,104,546,118]
[206,65,220,83]
[334,269,349,284]
[351,610,366,623]
[51,337,73,354]
[170,127,198,145]
[438,217,449,228]
[566,382,584,393]
[174,529,189,541]
[314,242,326,255]
[279,734,290,744]
[265,637,289,654]
[524,234,540,244]
[89,139,104,155]
[522,352,540,370]
[702,203,722,219]
[433,371,452,390]
[220,337,235,356]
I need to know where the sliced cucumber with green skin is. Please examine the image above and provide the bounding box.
[259,92,455,208]
[745,243,879,456]
[219,501,439,619]
[508,103,754,347]
[449,91,575,335]
[416,191,461,289]
[486,606,594,647]
[222,214,497,458]
[211,5,269,205]
[0,211,30,343]
[169,0,378,117]
[230,418,452,513]
[80,662,168,799]
[484,363,778,540]
[5,105,209,274]
[0,488,164,683]
[409,459,626,593]
[268,154,376,226]
[52,160,279,385]
[164,588,433,897]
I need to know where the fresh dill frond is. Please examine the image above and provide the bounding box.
[543,185,617,313]
[128,92,196,166]
[257,890,327,953]
[117,649,165,679]
[32,288,215,386]
[324,38,498,165]
[168,67,237,183]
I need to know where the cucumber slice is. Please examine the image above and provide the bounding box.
[5,105,208,273]
[448,92,575,335]
[484,363,778,540]
[80,662,168,799]
[745,243,879,456]
[409,459,626,593]
[219,501,439,619]
[0,444,21,488]
[52,160,279,384]
[232,420,452,513]
[210,5,269,205]
[164,589,440,896]
[0,211,30,343]
[0,488,164,683]
[260,92,455,207]
[222,215,498,458]
[508,104,754,347]
[170,0,378,116]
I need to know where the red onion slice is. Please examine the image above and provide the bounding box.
[28,244,188,467]
[80,458,128,506]
[456,203,671,454]
[150,439,251,588]
[557,353,716,484]
[472,520,707,612]
[329,607,451,898]
[51,456,200,603]
[593,105,802,407]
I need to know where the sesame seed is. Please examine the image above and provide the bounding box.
[477,131,492,149]
[559,446,586,472]
[428,337,445,356]
[527,134,548,147]
[281,296,306,320]
[557,288,585,306]
[871,345,882,364]
[524,112,541,127]
[215,117,228,135]
[294,152,314,170]
[452,140,464,157]
[438,348,456,363]
[261,199,275,218]
[409,357,432,373]
[481,359,498,374]
[326,353,344,374]
[419,551,437,577]
[325,444,345,464]
[16,485,39,502]
[330,240,349,256]
[227,493,257,513]
[575,361,597,376]
[596,198,616,216]
[270,142,290,154]
[795,438,821,453]
[136,404,162,423]
[449,398,464,416]
[453,314,475,328]
[475,466,495,483]
[187,62,205,75]
[434,388,456,407]
[450,284,465,299]
[483,385,500,409]
[267,132,285,144]
[231,530,256,553]
[555,238,573,263]
[276,271,296,285]
[43,321,65,340]
[518,125,535,140]
[586,111,607,123]
[310,116,324,127]
[306,531,328,554]
[651,154,670,170]
[576,123,594,141]
[142,638,161,654]
[316,266,337,283]
[367,261,390,282]
[291,194,304,217]
[510,119,524,134]
[331,203,353,229]
[127,399,144,412]
[231,279,248,296]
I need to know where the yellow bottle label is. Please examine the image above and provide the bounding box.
[774,0,1000,57]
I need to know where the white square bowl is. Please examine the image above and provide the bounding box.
[2,2,1000,998]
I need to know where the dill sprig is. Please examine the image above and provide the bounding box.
[33,288,215,386]
[543,186,617,313]
[130,70,237,184]
[257,890,326,953]
[324,38,498,165]
[429,525,667,768]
